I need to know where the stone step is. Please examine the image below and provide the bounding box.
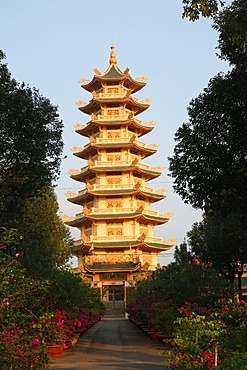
[104,301,125,318]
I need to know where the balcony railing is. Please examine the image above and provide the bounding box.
[74,235,164,244]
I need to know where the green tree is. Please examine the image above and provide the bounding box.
[169,0,247,286]
[213,0,247,67]
[43,269,103,313]
[182,0,226,21]
[0,228,48,320]
[13,186,73,278]
[133,263,236,312]
[168,69,247,213]
[174,240,193,264]
[188,212,247,292]
[0,50,64,226]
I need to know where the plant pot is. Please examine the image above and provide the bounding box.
[149,331,163,340]
[47,344,64,356]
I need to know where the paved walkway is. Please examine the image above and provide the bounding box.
[51,318,169,370]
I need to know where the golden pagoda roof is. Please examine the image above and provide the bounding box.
[84,262,140,273]
[78,95,150,116]
[65,209,171,228]
[73,141,157,160]
[72,238,174,256]
[80,46,146,94]
[67,187,165,206]
[69,163,162,183]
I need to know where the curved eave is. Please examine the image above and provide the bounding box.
[78,96,149,115]
[64,215,86,228]
[84,262,141,273]
[76,119,153,139]
[146,241,174,250]
[133,120,154,136]
[67,188,164,205]
[72,243,90,255]
[138,242,172,252]
[68,188,135,205]
[70,164,162,181]
[73,141,156,159]
[67,212,170,225]
[81,65,146,93]
[139,190,165,202]
[75,122,99,138]
[137,213,170,225]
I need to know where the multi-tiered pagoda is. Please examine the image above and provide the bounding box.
[63,47,175,304]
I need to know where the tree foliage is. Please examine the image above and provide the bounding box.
[213,0,247,67]
[134,262,236,311]
[188,212,247,289]
[169,69,247,213]
[174,240,193,264]
[170,0,247,285]
[182,0,225,21]
[0,50,64,226]
[13,186,73,278]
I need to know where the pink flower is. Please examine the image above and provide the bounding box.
[32,337,41,347]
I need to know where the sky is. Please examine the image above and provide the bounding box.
[0,0,231,265]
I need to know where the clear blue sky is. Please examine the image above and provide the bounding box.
[0,0,230,264]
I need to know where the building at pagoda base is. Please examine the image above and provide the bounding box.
[62,46,176,304]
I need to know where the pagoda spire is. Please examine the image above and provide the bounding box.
[109,46,117,65]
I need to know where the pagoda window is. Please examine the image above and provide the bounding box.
[107,108,119,116]
[106,149,121,153]
[108,103,119,108]
[107,87,119,94]
[106,196,122,208]
[106,221,123,236]
[108,172,121,176]
[107,126,120,130]
[107,81,119,86]
[107,176,122,185]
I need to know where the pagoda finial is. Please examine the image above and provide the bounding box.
[109,46,117,65]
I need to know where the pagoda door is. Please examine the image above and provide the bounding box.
[108,285,124,301]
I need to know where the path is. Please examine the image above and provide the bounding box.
[51,318,169,370]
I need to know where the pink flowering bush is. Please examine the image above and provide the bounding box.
[33,310,67,345]
[167,301,247,369]
[167,303,224,369]
[0,323,50,369]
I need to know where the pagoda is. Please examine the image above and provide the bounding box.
[63,47,175,304]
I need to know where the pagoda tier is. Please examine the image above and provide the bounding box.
[68,163,163,183]
[74,118,155,139]
[63,47,175,302]
[66,185,167,205]
[71,140,158,160]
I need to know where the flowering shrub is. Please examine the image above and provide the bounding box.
[33,310,67,345]
[217,299,247,327]
[0,323,50,369]
[167,303,224,369]
[167,301,247,369]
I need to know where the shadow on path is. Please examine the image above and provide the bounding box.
[51,318,169,370]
